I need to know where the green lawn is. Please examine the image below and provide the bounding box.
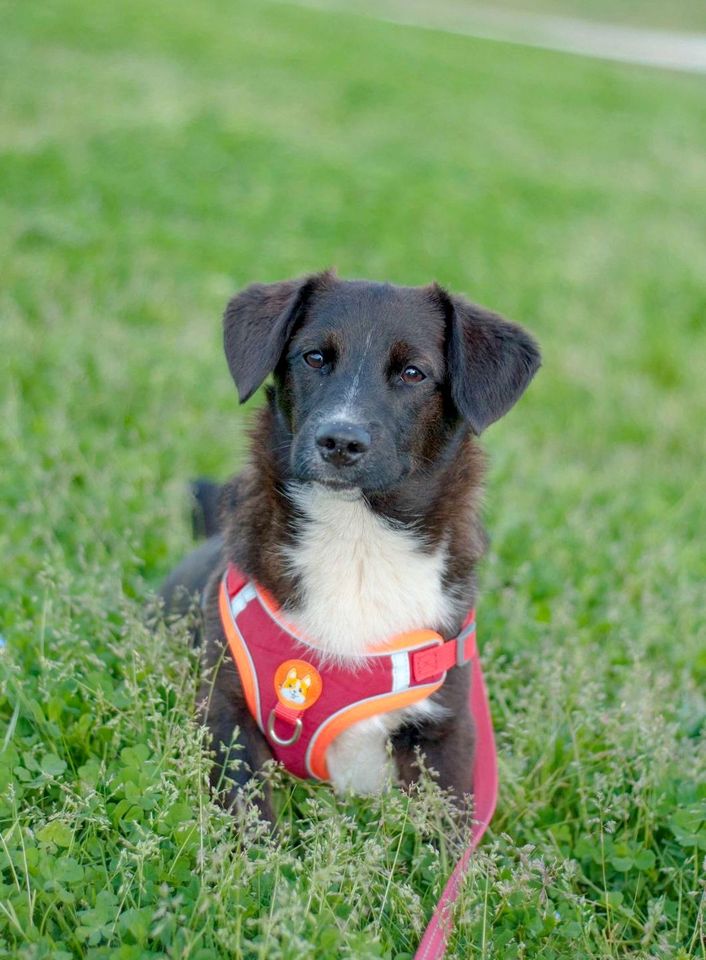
[1,0,705,957]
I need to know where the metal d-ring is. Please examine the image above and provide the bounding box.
[267,709,303,747]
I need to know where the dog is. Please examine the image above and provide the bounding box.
[160,271,540,820]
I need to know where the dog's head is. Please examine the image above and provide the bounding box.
[223,272,540,494]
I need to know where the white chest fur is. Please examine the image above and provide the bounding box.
[283,484,456,793]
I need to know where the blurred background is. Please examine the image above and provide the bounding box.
[1,1,705,956]
[3,0,704,583]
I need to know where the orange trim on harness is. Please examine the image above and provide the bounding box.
[218,581,259,720]
[306,679,446,780]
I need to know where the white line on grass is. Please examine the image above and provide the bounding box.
[274,0,706,74]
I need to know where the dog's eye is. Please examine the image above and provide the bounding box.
[400,365,426,384]
[304,351,325,369]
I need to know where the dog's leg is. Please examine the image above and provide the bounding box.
[199,673,276,823]
[392,671,475,806]
[199,592,276,823]
[393,719,475,804]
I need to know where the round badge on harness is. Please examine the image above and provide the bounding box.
[274,659,323,711]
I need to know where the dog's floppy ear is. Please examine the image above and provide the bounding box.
[435,285,541,434]
[223,272,329,403]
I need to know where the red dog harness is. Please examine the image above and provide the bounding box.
[220,564,477,779]
[219,562,498,959]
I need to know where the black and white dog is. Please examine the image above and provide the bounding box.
[161,271,540,820]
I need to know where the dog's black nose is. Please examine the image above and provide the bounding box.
[315,421,371,467]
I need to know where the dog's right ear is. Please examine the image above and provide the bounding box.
[223,273,328,403]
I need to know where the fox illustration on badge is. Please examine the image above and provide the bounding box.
[274,660,323,711]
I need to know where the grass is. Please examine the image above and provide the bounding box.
[1,0,705,956]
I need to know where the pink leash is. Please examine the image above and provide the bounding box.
[414,643,498,959]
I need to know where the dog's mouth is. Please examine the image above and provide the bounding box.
[310,479,364,500]
[290,434,410,498]
[293,458,412,498]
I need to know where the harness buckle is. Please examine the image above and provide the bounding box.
[267,708,303,747]
[456,622,476,667]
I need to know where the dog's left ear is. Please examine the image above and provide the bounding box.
[223,271,331,403]
[435,285,541,433]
